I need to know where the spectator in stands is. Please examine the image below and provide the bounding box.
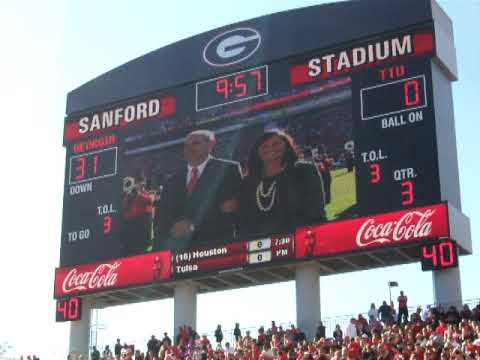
[378,301,393,325]
[147,335,160,356]
[460,304,472,320]
[369,314,383,335]
[390,301,397,323]
[270,321,278,334]
[411,307,422,323]
[258,326,267,347]
[162,332,172,346]
[134,349,142,360]
[315,321,326,340]
[446,305,461,324]
[215,324,224,344]
[333,324,343,344]
[361,339,376,360]
[346,318,358,338]
[471,304,480,321]
[120,348,133,360]
[357,314,370,336]
[238,130,325,238]
[435,319,448,336]
[368,303,378,321]
[225,342,234,356]
[102,345,112,358]
[115,339,122,359]
[347,336,361,359]
[234,323,242,343]
[397,290,409,324]
[422,305,431,322]
[102,302,480,360]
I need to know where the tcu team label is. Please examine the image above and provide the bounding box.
[296,204,449,258]
[54,251,171,297]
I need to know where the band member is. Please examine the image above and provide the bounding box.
[314,151,334,204]
[238,130,326,237]
[345,150,354,172]
[155,130,242,250]
[121,170,155,255]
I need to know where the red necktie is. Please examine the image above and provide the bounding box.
[186,167,199,195]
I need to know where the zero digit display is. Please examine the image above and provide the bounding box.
[55,297,82,322]
[421,240,459,271]
[361,75,427,120]
[196,65,268,111]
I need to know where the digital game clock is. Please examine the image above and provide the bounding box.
[196,65,268,111]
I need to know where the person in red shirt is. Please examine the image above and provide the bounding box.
[201,335,211,347]
[277,350,288,360]
[314,152,334,204]
[347,337,361,359]
[411,319,424,337]
[435,320,447,336]
[121,170,155,255]
[397,291,408,325]
[411,343,424,360]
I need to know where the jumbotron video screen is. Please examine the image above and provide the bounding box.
[54,19,454,298]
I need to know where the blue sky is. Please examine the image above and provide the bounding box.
[0,1,478,358]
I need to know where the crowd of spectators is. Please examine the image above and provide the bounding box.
[68,299,480,360]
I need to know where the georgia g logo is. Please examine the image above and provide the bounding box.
[203,27,261,67]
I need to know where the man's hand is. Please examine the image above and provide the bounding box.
[170,220,195,238]
[220,198,239,213]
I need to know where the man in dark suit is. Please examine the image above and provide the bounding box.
[155,130,242,250]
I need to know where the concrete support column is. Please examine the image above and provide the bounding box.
[174,282,198,339]
[69,297,92,359]
[295,263,321,340]
[432,267,462,308]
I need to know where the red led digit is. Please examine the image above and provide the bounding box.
[234,74,247,97]
[422,245,437,266]
[73,157,86,181]
[93,154,99,176]
[370,163,381,184]
[404,79,421,107]
[401,180,414,205]
[57,300,67,319]
[439,242,454,267]
[103,215,112,234]
[216,79,229,99]
[250,69,263,91]
[68,298,79,319]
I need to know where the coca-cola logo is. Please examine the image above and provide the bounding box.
[62,262,120,293]
[356,210,435,247]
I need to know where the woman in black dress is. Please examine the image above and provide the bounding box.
[238,130,326,238]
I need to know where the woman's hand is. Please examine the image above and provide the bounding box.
[220,198,239,213]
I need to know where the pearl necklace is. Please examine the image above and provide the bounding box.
[256,180,277,212]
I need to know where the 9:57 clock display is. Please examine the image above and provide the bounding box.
[196,65,268,111]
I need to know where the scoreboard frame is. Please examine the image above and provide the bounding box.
[55,0,471,306]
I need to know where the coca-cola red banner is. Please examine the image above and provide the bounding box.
[54,204,449,298]
[295,204,449,258]
[54,251,171,298]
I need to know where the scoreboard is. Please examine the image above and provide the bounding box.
[54,0,470,307]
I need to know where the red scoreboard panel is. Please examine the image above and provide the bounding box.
[55,0,470,304]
